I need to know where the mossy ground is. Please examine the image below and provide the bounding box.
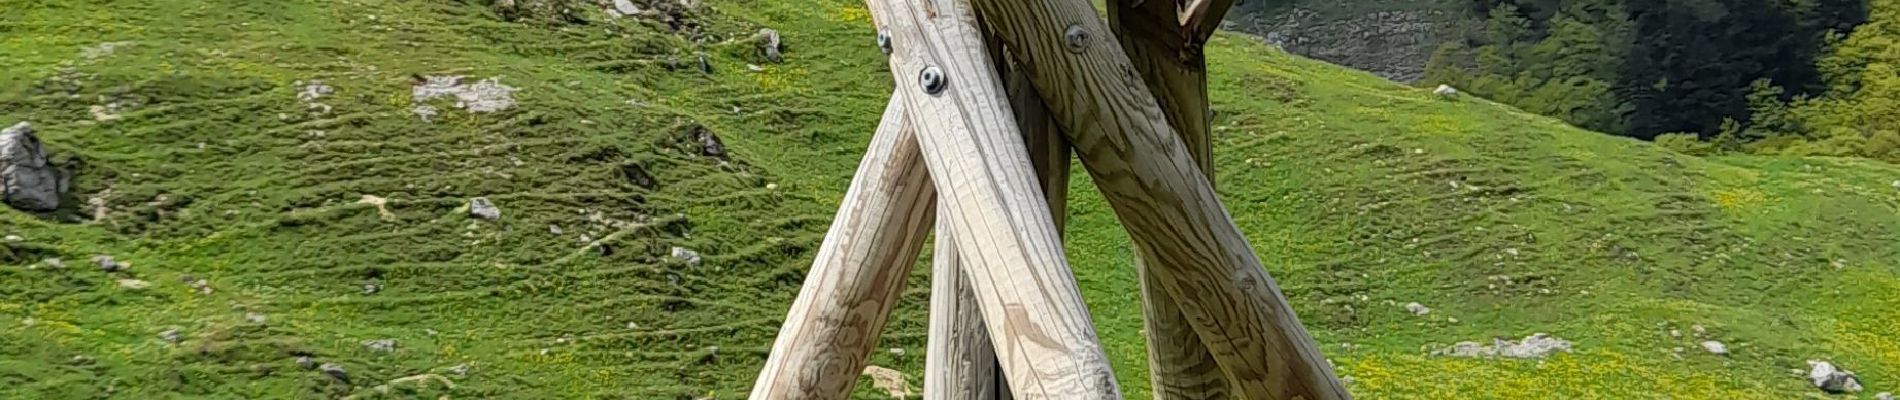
[2,0,1896,399]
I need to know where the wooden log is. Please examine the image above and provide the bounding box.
[924,222,1006,400]
[1103,1,1228,398]
[924,36,1070,400]
[749,95,937,400]
[969,0,1351,398]
[866,0,1120,397]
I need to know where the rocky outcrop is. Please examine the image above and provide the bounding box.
[1,122,63,211]
[1226,3,1459,83]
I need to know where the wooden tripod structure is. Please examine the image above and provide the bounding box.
[751,0,1350,398]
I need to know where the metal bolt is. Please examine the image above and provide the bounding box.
[919,66,946,95]
[877,31,893,55]
[1063,24,1090,53]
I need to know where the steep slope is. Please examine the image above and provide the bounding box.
[1,0,1896,399]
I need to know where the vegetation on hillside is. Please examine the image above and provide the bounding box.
[1424,0,1867,140]
[2,0,1897,399]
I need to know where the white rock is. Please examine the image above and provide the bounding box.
[1873,392,1891,400]
[1699,340,1727,355]
[1433,84,1459,98]
[1403,302,1430,315]
[116,279,152,289]
[468,197,500,220]
[1434,333,1573,359]
[1,122,63,211]
[1808,360,1863,393]
[671,246,702,266]
[612,0,643,15]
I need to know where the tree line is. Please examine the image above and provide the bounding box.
[1426,0,1900,162]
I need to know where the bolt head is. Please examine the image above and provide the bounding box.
[919,66,946,95]
[876,31,893,55]
[1063,24,1091,53]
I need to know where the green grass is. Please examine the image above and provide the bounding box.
[2,0,1896,398]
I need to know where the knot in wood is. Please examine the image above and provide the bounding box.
[876,31,893,56]
[1063,24,1090,54]
[919,66,946,95]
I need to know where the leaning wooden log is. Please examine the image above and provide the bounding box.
[924,222,1006,400]
[749,96,937,400]
[923,36,1071,400]
[1104,0,1230,398]
[866,0,1120,397]
[970,0,1351,398]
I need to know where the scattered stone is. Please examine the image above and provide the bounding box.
[1403,302,1430,315]
[3,235,19,241]
[42,258,64,269]
[357,195,394,220]
[245,312,267,324]
[1447,317,1460,324]
[1875,392,1892,400]
[690,125,728,161]
[362,339,396,353]
[758,28,783,63]
[158,328,181,344]
[1692,324,1707,337]
[888,347,905,358]
[89,105,121,122]
[116,279,152,290]
[1699,340,1727,355]
[468,197,500,220]
[70,355,94,365]
[862,365,912,399]
[449,363,469,376]
[1432,84,1459,99]
[296,356,315,370]
[1808,360,1863,393]
[671,247,702,266]
[362,283,381,294]
[1433,333,1573,359]
[79,42,133,60]
[696,54,713,75]
[2,122,63,211]
[625,321,640,330]
[410,76,518,120]
[319,362,350,383]
[296,80,334,102]
[92,255,123,272]
[549,224,563,235]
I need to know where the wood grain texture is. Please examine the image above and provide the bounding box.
[925,36,1072,400]
[924,221,1006,400]
[969,0,1350,398]
[750,96,938,400]
[866,0,1120,397]
[1103,1,1229,398]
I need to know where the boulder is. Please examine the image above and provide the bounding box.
[1808,360,1863,393]
[1432,84,1459,99]
[1,122,62,211]
[1699,340,1727,355]
[468,197,500,220]
[758,28,783,63]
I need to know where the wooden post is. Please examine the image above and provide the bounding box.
[750,96,937,400]
[924,37,1070,400]
[867,0,1120,397]
[1103,1,1233,398]
[969,0,1350,398]
[924,223,1006,400]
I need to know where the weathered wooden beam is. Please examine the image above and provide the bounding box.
[924,35,1071,400]
[1104,1,1229,398]
[970,0,1350,399]
[866,0,1120,398]
[750,95,937,400]
[924,222,1006,400]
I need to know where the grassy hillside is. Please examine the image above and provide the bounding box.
[3,0,1896,399]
